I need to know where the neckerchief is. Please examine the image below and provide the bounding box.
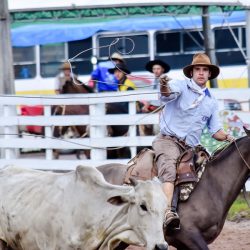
[186,79,208,109]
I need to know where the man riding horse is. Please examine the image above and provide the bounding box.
[55,62,77,94]
[154,53,235,230]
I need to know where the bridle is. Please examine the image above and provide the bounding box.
[234,140,250,170]
[233,138,250,207]
[211,138,250,170]
[210,137,250,206]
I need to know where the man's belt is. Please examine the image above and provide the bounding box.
[161,134,190,151]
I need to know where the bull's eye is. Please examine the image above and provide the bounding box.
[140,204,148,211]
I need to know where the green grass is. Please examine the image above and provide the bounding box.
[227,194,250,221]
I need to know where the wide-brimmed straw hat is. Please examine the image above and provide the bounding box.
[183,53,220,80]
[110,52,124,63]
[145,59,170,73]
[108,63,131,74]
[59,62,75,70]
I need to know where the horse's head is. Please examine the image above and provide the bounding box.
[243,126,250,137]
[62,79,94,94]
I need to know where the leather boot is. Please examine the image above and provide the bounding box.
[164,210,180,230]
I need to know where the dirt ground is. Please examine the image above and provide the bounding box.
[126,220,250,250]
[209,220,250,250]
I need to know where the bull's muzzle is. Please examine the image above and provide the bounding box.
[155,242,168,250]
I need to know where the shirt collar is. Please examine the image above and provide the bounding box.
[203,88,211,97]
[188,79,211,98]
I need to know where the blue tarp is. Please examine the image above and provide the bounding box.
[11,11,246,47]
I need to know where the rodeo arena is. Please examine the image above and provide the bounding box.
[1,0,250,249]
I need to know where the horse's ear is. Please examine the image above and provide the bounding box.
[243,126,250,137]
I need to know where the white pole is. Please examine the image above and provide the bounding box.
[246,10,250,89]
[90,103,106,161]
[44,106,53,160]
[0,0,18,159]
[129,101,137,158]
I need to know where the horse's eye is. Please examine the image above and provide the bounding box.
[140,204,148,212]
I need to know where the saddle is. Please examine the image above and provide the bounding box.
[175,146,209,185]
[124,148,157,184]
[123,146,209,201]
[175,146,210,200]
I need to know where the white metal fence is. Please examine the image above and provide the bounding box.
[0,89,250,171]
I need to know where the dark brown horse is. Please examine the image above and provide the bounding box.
[53,79,94,159]
[98,127,250,250]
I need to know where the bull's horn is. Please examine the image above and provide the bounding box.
[129,177,139,186]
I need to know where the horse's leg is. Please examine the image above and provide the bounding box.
[52,125,61,159]
[73,125,90,160]
[53,126,69,159]
[173,230,209,250]
[53,149,60,159]
[84,149,91,159]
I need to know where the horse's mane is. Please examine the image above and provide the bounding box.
[210,143,229,158]
[210,136,246,161]
[77,79,95,93]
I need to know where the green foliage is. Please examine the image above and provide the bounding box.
[227,194,250,221]
[11,5,244,23]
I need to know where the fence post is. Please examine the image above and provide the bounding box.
[89,103,106,160]
[44,105,53,160]
[129,101,137,158]
[3,105,18,159]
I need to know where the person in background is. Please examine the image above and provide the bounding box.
[143,59,170,112]
[54,62,76,94]
[153,53,235,231]
[106,63,136,159]
[20,66,31,79]
[90,53,125,92]
[108,63,136,91]
[146,59,170,90]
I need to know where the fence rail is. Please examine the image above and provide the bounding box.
[0,89,250,170]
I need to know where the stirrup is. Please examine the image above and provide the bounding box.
[164,210,180,230]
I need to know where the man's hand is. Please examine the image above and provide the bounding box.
[212,130,235,142]
[160,74,171,85]
[226,134,235,142]
[160,74,172,97]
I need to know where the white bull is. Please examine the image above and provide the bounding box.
[0,165,168,250]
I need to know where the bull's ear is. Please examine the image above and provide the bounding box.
[107,192,135,206]
[107,196,126,206]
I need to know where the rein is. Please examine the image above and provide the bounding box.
[210,139,250,170]
[211,139,250,207]
[234,139,250,208]
[234,140,250,170]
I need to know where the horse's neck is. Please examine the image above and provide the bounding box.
[202,140,249,208]
[75,85,86,93]
[63,81,88,94]
[68,85,84,93]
